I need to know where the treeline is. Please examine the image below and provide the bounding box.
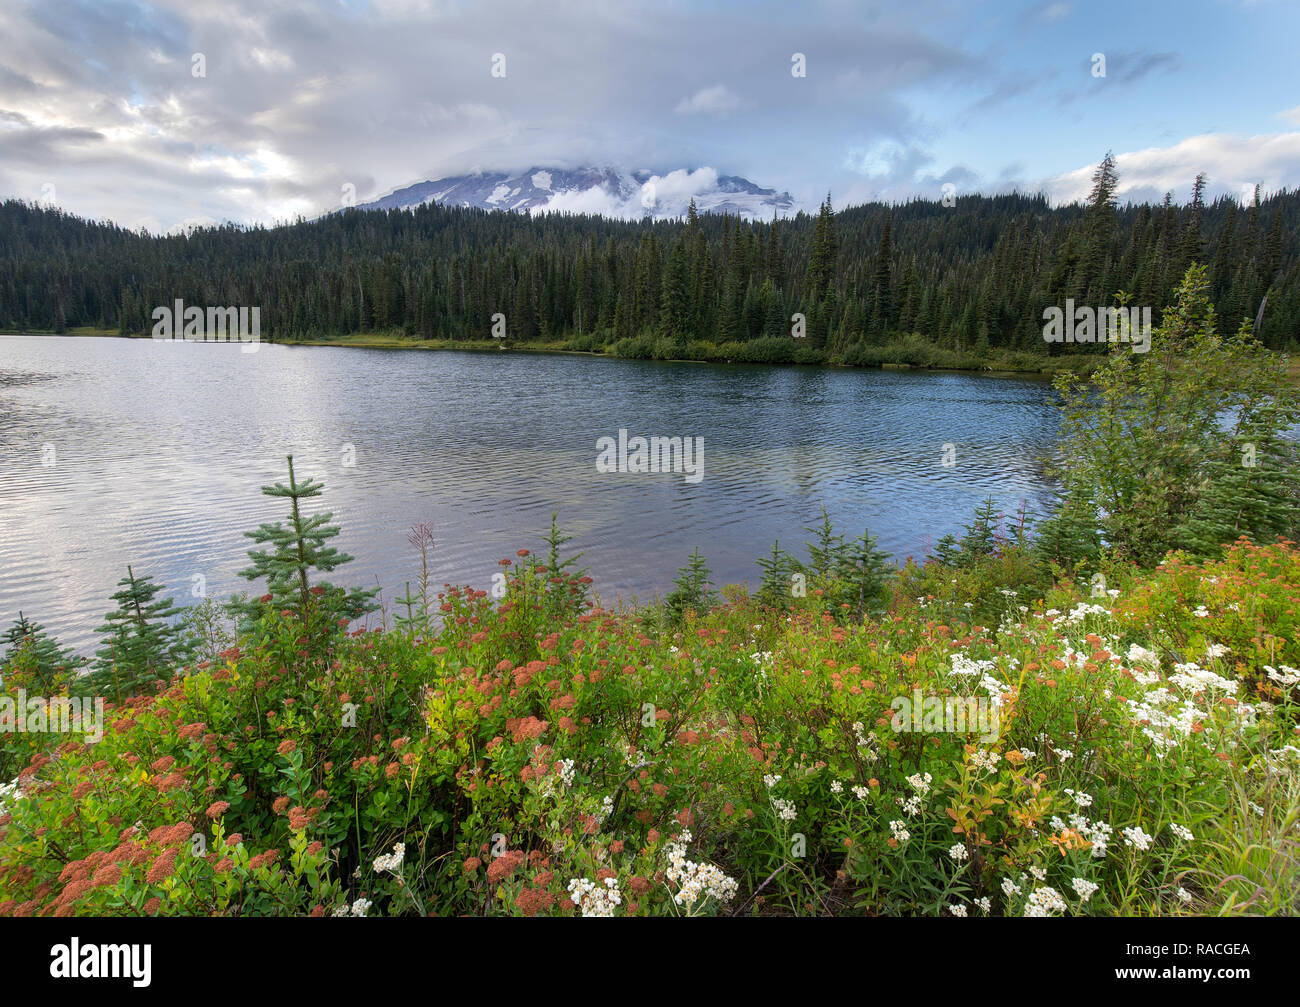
[1,154,1296,354]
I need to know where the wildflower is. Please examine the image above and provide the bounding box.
[1071,878,1099,902]
[567,876,622,917]
[1177,887,1193,905]
[975,897,991,913]
[949,903,968,917]
[1023,886,1067,917]
[1121,826,1153,851]
[205,801,230,819]
[763,773,782,789]
[1063,788,1093,808]
[888,820,910,844]
[948,844,969,862]
[1193,605,1209,618]
[1168,823,1193,842]
[851,785,869,800]
[1055,748,1073,761]
[830,780,843,795]
[373,843,406,873]
[1001,877,1022,897]
[664,840,738,909]
[1204,643,1229,660]
[1265,665,1300,688]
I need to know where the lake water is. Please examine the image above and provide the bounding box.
[0,335,1061,652]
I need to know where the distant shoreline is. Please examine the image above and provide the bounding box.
[2,328,1109,379]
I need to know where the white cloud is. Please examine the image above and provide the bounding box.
[1278,104,1300,126]
[673,85,741,116]
[1043,131,1300,205]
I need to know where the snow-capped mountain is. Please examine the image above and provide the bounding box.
[354,166,795,220]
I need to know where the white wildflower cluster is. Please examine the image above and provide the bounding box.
[969,748,1001,774]
[1265,665,1300,688]
[1001,877,1022,897]
[1054,748,1073,762]
[979,673,1012,708]
[1023,886,1067,917]
[1131,668,1161,687]
[949,903,968,917]
[975,897,991,913]
[595,795,615,824]
[1068,813,1113,859]
[896,772,932,817]
[1204,642,1230,660]
[1177,887,1193,905]
[1193,605,1210,618]
[1071,878,1099,902]
[770,797,798,822]
[1168,823,1193,842]
[332,898,373,917]
[751,650,774,679]
[1121,825,1153,851]
[948,843,969,862]
[851,722,881,762]
[830,780,843,794]
[567,876,622,917]
[1063,788,1093,808]
[1029,866,1047,881]
[889,820,911,844]
[372,842,405,874]
[950,653,997,678]
[0,777,21,815]
[665,835,739,909]
[1265,745,1300,775]
[763,773,782,789]
[538,757,577,798]
[1169,662,1239,696]
[851,785,870,800]
[1064,602,1110,624]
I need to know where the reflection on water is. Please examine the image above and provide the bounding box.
[0,336,1060,651]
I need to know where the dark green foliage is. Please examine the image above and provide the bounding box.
[4,155,1294,355]
[230,455,379,633]
[756,540,797,609]
[663,547,716,624]
[0,613,83,692]
[88,566,190,701]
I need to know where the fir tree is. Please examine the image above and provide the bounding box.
[89,566,189,701]
[232,455,379,633]
[663,547,716,624]
[1,613,83,693]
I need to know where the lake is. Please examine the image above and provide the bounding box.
[0,335,1061,651]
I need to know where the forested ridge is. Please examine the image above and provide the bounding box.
[2,156,1296,356]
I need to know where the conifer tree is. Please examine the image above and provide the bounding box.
[1,613,83,693]
[89,566,189,701]
[232,455,379,633]
[663,547,716,624]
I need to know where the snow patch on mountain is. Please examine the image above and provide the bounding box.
[355,165,795,220]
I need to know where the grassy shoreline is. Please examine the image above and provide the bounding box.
[4,327,1100,378]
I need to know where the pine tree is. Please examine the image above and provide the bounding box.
[89,566,189,701]
[1,613,83,693]
[756,540,795,609]
[663,548,716,624]
[832,526,892,620]
[1176,403,1300,556]
[231,455,379,633]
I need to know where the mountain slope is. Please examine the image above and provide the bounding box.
[355,166,796,219]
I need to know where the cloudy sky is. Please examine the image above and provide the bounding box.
[1,0,1297,231]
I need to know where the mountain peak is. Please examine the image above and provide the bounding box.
[355,166,795,220]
